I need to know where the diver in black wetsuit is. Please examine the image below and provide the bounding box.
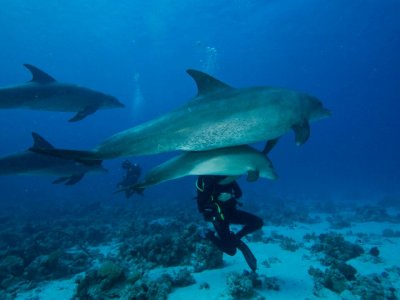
[117,160,142,199]
[196,175,263,271]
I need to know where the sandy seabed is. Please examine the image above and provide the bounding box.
[14,214,400,300]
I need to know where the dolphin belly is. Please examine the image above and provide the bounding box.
[95,94,299,159]
[135,145,277,189]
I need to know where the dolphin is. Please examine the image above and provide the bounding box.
[116,144,277,193]
[31,69,330,159]
[0,133,106,185]
[0,64,125,122]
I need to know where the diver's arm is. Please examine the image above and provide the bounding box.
[196,177,213,212]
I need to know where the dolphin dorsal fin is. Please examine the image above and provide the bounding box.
[186,69,233,96]
[31,132,54,149]
[24,64,56,84]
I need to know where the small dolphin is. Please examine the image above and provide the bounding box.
[0,64,124,122]
[0,133,106,185]
[116,144,277,193]
[31,69,330,159]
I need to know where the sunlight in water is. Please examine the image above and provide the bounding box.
[131,72,144,118]
[200,46,218,75]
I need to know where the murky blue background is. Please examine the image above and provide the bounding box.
[0,0,399,210]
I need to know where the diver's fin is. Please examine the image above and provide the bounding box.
[186,69,233,97]
[237,240,257,272]
[69,105,98,122]
[292,119,310,146]
[247,170,259,182]
[24,64,56,84]
[262,138,279,155]
[31,132,54,149]
[52,177,69,184]
[29,148,99,161]
[65,174,85,185]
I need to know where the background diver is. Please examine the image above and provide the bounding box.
[116,160,142,199]
[196,175,263,272]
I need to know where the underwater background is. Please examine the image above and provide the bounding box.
[0,0,399,299]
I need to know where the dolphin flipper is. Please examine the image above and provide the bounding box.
[52,174,85,185]
[24,64,56,84]
[292,119,310,146]
[69,105,99,122]
[262,138,279,155]
[65,174,85,185]
[247,170,259,182]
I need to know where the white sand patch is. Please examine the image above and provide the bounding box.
[169,219,400,300]
[15,276,78,300]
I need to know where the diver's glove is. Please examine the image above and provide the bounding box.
[218,192,233,202]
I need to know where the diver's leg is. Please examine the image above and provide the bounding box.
[210,215,237,256]
[229,209,264,240]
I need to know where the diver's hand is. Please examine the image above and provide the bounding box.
[218,192,232,202]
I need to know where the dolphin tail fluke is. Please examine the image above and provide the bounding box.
[29,147,100,161]
[69,105,99,122]
[292,119,310,146]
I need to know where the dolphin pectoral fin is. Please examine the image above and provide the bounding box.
[24,64,56,84]
[65,174,85,185]
[262,138,279,155]
[53,177,69,184]
[247,170,259,182]
[69,106,98,122]
[186,69,233,97]
[292,119,310,146]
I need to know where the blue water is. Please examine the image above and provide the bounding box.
[0,0,399,208]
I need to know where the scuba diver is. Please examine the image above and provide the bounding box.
[116,160,142,199]
[196,175,263,272]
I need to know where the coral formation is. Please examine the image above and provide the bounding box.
[310,232,364,264]
[226,271,255,299]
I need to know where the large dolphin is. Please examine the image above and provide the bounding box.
[116,143,277,193]
[31,69,330,159]
[0,133,106,185]
[0,64,125,122]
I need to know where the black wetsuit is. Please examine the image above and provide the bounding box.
[117,165,141,198]
[196,175,263,256]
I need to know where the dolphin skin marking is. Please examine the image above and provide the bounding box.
[31,69,330,160]
[0,64,124,122]
[116,145,277,193]
[0,133,106,185]
[95,70,330,158]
